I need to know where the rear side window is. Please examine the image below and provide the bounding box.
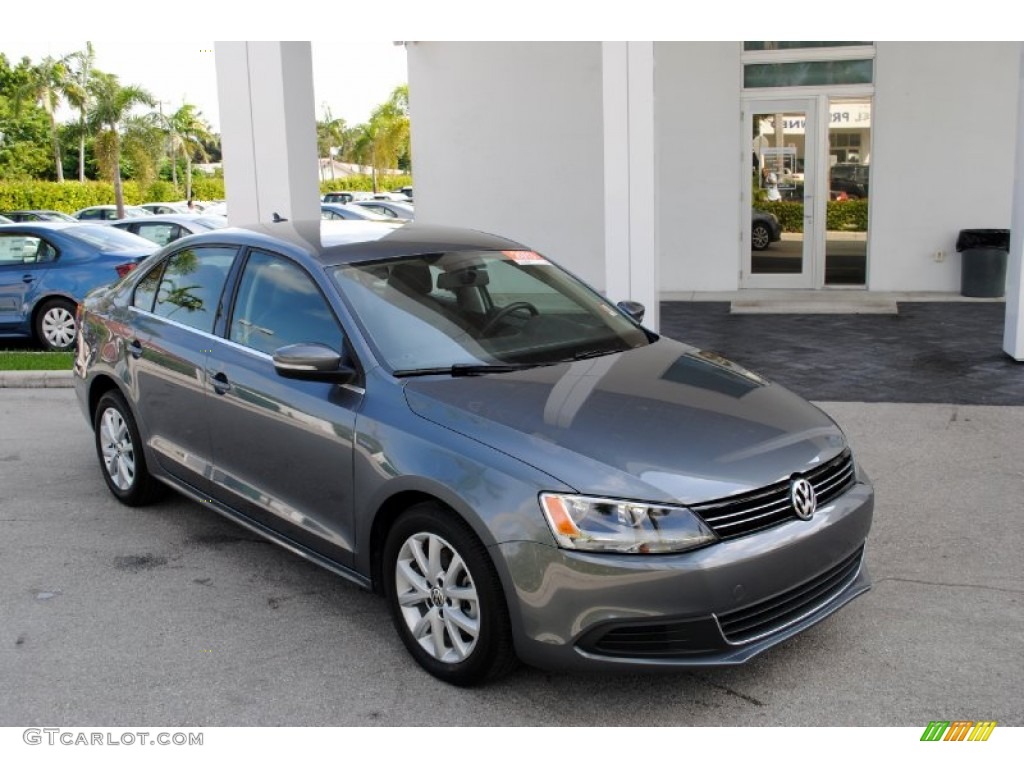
[151,246,237,333]
[132,261,166,312]
[134,223,182,246]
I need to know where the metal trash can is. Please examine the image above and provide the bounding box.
[956,229,1010,298]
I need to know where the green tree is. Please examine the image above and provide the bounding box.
[159,103,213,201]
[0,55,53,180]
[348,85,410,190]
[16,55,74,182]
[89,72,154,217]
[66,42,96,183]
[316,104,347,183]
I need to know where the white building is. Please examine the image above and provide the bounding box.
[405,42,1020,304]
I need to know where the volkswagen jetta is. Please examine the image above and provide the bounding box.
[74,220,873,685]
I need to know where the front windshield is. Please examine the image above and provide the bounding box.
[332,249,651,371]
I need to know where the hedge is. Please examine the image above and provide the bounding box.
[0,180,225,213]
[758,200,868,233]
[0,176,413,213]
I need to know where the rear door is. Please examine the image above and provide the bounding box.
[127,244,239,491]
[0,231,57,331]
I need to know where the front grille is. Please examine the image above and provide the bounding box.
[690,450,855,540]
[717,546,864,644]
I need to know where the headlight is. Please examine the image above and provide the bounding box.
[539,493,717,554]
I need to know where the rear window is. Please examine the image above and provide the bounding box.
[64,225,156,251]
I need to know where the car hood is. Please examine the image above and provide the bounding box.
[403,338,847,504]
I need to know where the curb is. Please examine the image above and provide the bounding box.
[0,370,75,388]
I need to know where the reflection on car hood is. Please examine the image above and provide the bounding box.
[403,338,847,504]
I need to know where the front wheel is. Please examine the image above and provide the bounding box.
[383,503,517,685]
[35,298,77,351]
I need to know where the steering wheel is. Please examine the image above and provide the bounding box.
[480,301,539,336]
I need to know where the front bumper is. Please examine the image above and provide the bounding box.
[497,481,873,671]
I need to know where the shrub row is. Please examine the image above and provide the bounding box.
[0,180,226,213]
[757,200,868,233]
[0,175,413,213]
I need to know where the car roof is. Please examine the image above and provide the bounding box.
[0,221,78,232]
[111,213,217,225]
[186,221,526,267]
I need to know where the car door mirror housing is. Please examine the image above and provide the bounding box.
[272,343,355,382]
[617,300,645,323]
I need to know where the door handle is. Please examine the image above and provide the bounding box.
[128,339,143,359]
[22,275,35,283]
[211,371,232,395]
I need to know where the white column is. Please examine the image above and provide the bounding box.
[602,42,659,331]
[1004,43,1024,360]
[214,42,320,227]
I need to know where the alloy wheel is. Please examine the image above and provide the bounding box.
[99,407,136,491]
[393,531,481,663]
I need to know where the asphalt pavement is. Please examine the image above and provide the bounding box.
[1,390,1021,726]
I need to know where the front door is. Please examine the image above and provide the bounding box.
[204,248,360,565]
[743,98,818,288]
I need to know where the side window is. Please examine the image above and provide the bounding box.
[152,246,236,333]
[0,234,45,264]
[132,260,166,312]
[135,223,179,246]
[229,250,343,356]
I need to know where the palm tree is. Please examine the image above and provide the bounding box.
[66,42,96,183]
[352,99,409,192]
[17,55,73,182]
[89,72,154,217]
[316,105,347,182]
[163,104,213,203]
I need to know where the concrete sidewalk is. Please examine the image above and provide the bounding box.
[0,370,73,388]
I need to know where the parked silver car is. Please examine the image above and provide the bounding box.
[74,221,873,685]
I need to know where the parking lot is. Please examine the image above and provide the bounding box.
[1,389,1021,726]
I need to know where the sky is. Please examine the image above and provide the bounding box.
[0,41,408,133]
[3,1,1007,136]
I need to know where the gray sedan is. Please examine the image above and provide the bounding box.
[73,222,873,685]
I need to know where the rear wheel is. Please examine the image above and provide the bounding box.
[383,503,517,685]
[93,390,162,506]
[751,223,772,251]
[35,298,77,351]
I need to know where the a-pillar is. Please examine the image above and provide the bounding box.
[602,42,659,332]
[213,42,320,227]
[1005,43,1024,360]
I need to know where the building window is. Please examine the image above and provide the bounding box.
[744,42,871,51]
[744,59,874,88]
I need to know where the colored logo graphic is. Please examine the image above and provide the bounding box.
[920,721,997,742]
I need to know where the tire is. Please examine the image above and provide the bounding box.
[751,223,772,251]
[34,298,77,351]
[383,503,517,686]
[93,390,163,506]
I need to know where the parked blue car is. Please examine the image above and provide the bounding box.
[0,222,156,350]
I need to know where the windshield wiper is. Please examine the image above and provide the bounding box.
[570,348,620,361]
[393,363,547,378]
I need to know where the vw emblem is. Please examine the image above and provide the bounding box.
[790,477,817,520]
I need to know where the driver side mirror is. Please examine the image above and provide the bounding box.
[273,343,356,383]
[617,300,645,323]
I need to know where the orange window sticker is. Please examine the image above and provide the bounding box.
[502,250,550,266]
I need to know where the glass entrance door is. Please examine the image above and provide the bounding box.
[744,99,817,288]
